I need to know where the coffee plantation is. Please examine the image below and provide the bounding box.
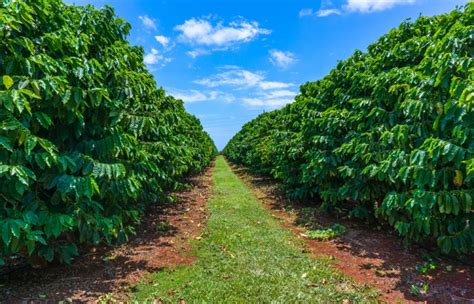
[0,0,216,265]
[224,4,473,255]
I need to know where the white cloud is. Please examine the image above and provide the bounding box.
[259,81,293,90]
[195,67,264,88]
[170,89,235,103]
[192,66,296,109]
[139,15,157,30]
[187,49,210,58]
[207,91,235,103]
[317,8,342,17]
[300,0,416,17]
[243,89,297,108]
[299,7,341,17]
[143,48,171,66]
[299,8,315,18]
[345,0,416,12]
[175,18,270,48]
[144,48,160,64]
[269,50,297,68]
[266,90,297,98]
[195,66,294,90]
[154,35,170,47]
[242,96,294,108]
[172,90,207,102]
[300,1,341,18]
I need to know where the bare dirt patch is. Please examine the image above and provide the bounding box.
[0,164,214,303]
[230,165,474,304]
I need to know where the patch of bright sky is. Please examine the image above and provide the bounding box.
[66,0,467,149]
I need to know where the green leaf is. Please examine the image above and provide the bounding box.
[15,181,25,195]
[43,248,54,262]
[10,221,21,237]
[0,91,14,111]
[37,138,57,154]
[19,89,41,99]
[35,112,53,129]
[465,193,472,212]
[2,222,11,246]
[0,136,13,152]
[3,75,14,89]
[23,212,39,225]
[62,89,71,104]
[25,136,37,155]
[453,170,463,188]
[35,234,47,245]
[26,240,35,255]
[442,238,452,254]
[11,90,24,113]
[46,216,62,238]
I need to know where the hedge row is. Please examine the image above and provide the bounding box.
[0,0,216,264]
[224,4,473,254]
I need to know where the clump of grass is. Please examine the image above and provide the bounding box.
[410,283,430,297]
[306,224,347,241]
[415,256,438,274]
[97,294,119,303]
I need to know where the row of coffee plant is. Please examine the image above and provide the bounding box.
[224,4,473,254]
[0,0,217,264]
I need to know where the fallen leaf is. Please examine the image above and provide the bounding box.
[375,269,386,277]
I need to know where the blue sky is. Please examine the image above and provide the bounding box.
[67,0,467,150]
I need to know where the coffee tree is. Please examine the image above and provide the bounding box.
[0,0,216,265]
[224,4,473,254]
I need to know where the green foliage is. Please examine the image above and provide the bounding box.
[0,0,216,265]
[306,224,347,241]
[224,4,474,255]
[415,256,438,274]
[410,283,430,297]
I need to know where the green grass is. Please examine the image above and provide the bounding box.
[306,224,347,241]
[132,156,379,303]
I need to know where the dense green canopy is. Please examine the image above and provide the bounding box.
[0,0,216,264]
[224,4,473,254]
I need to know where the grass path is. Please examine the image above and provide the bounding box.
[133,156,379,303]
